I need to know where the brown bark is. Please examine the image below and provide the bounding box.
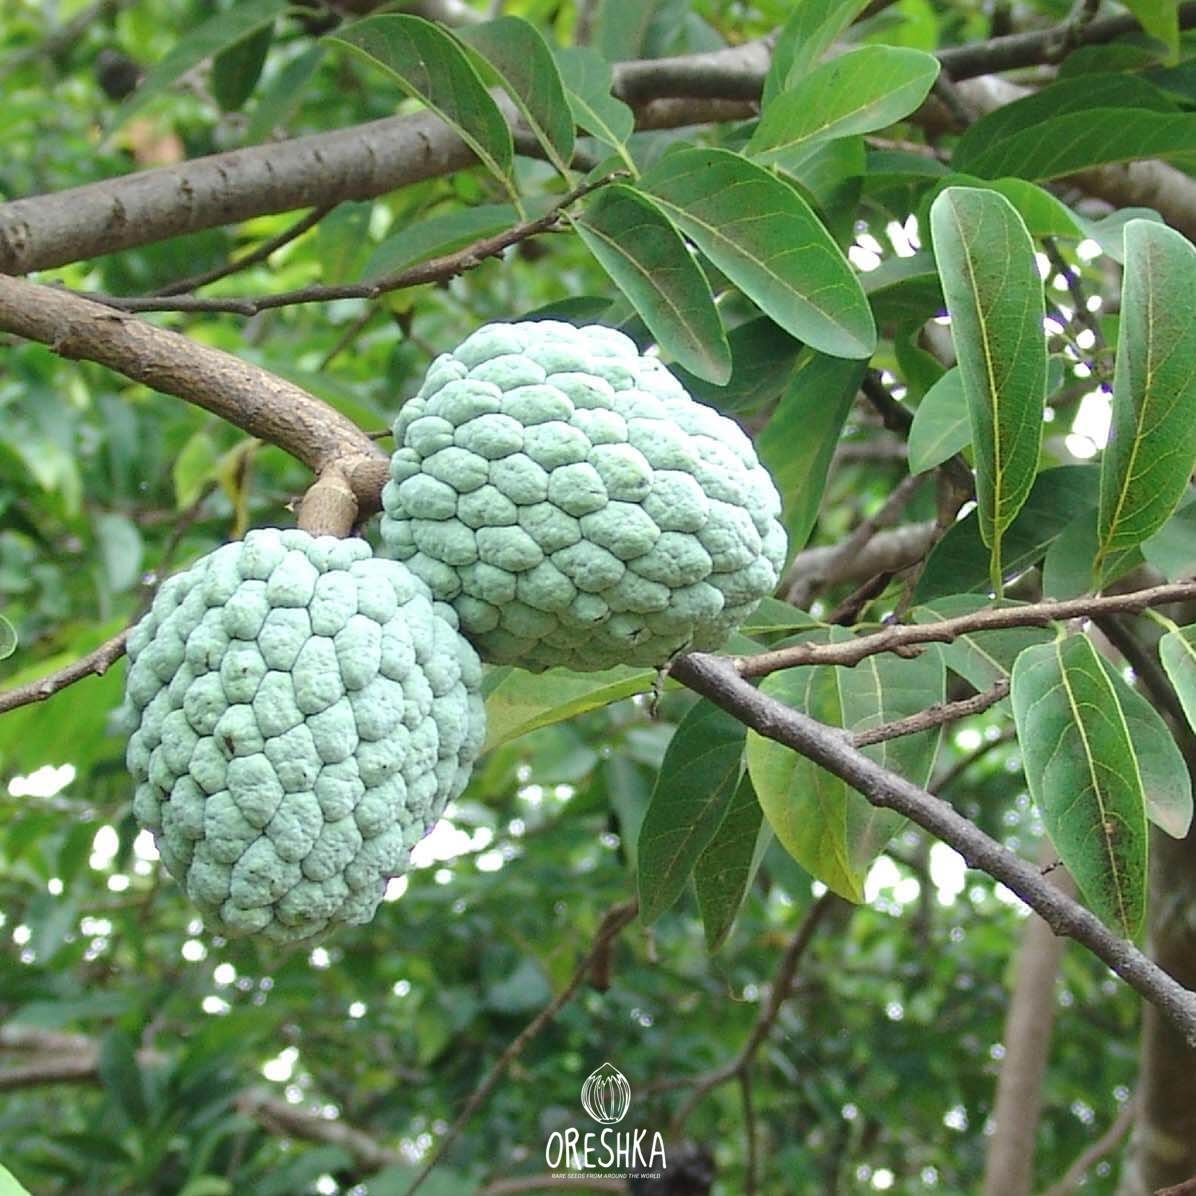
[982,849,1075,1196]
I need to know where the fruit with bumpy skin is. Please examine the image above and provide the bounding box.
[122,528,486,942]
[380,321,787,671]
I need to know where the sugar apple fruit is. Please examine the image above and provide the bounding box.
[379,321,787,671]
[122,528,486,943]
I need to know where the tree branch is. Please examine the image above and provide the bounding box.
[670,652,1196,1042]
[1036,1095,1136,1196]
[0,629,129,717]
[852,679,1009,747]
[0,274,389,515]
[87,174,623,316]
[736,581,1196,678]
[671,893,836,1130]
[401,900,640,1196]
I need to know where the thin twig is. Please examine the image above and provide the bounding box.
[0,630,129,716]
[89,175,624,316]
[1042,237,1106,352]
[402,900,639,1196]
[671,652,1196,1042]
[1036,1095,1135,1196]
[153,204,337,296]
[930,726,1015,795]
[734,581,1196,678]
[671,893,836,1131]
[852,679,1009,747]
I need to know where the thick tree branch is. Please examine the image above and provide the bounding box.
[0,274,389,513]
[671,652,1196,1042]
[736,582,1196,678]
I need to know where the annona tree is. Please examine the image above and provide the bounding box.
[3,2,1196,1194]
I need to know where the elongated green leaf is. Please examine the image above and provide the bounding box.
[0,613,16,661]
[482,664,654,751]
[1011,636,1148,937]
[912,595,1051,693]
[0,1164,33,1196]
[574,185,731,383]
[363,204,520,281]
[953,76,1177,171]
[246,44,324,143]
[332,15,515,200]
[456,16,574,176]
[907,367,969,474]
[641,148,876,359]
[1142,499,1196,579]
[98,1030,148,1123]
[746,630,943,901]
[750,47,939,162]
[1096,221,1196,578]
[111,0,289,131]
[916,466,1098,601]
[596,0,690,60]
[1043,509,1141,599]
[638,701,746,923]
[863,250,943,324]
[671,317,802,414]
[694,774,769,952]
[1124,0,1180,59]
[1099,657,1192,837]
[955,109,1196,182]
[757,353,867,553]
[1160,625,1196,738]
[930,187,1047,591]
[764,0,872,104]
[211,22,273,112]
[554,46,634,162]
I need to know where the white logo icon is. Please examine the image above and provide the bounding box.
[580,1062,631,1125]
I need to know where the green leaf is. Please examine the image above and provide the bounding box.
[954,109,1196,182]
[211,21,274,112]
[757,353,867,553]
[554,46,635,163]
[1011,635,1148,938]
[0,612,16,660]
[331,15,516,201]
[98,1030,148,1124]
[671,317,802,414]
[596,0,690,60]
[915,467,1098,602]
[641,147,876,359]
[863,250,943,324]
[173,429,219,509]
[907,367,969,474]
[1121,0,1180,59]
[363,203,520,281]
[574,185,730,383]
[930,186,1047,591]
[246,45,324,143]
[750,47,939,161]
[456,16,575,176]
[764,0,871,104]
[638,700,747,923]
[912,594,1051,693]
[1043,510,1142,599]
[1099,656,1192,838]
[694,774,769,952]
[746,630,943,901]
[93,512,143,595]
[482,664,654,751]
[1095,221,1196,578]
[255,1147,356,1196]
[1142,498,1196,580]
[0,1164,34,1196]
[110,0,290,131]
[1160,625,1196,740]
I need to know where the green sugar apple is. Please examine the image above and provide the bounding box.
[379,321,787,671]
[122,528,486,943]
